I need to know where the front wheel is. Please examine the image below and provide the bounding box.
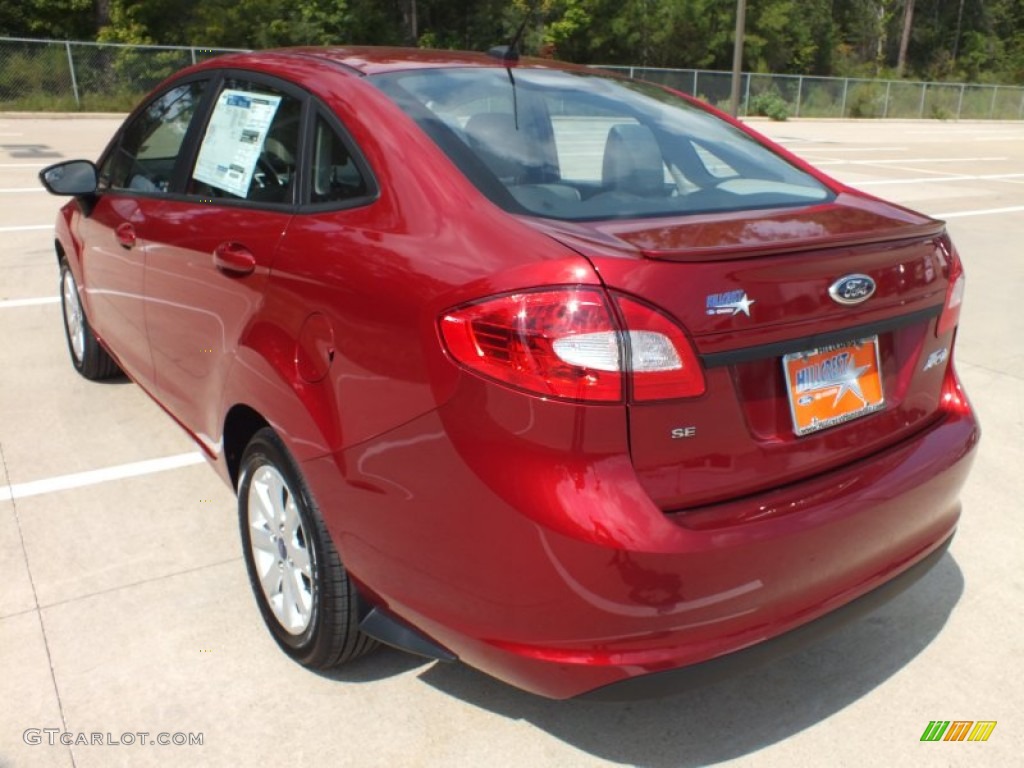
[237,428,376,668]
[59,258,120,380]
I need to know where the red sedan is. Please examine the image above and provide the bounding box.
[40,47,978,699]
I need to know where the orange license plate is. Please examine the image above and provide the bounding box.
[782,337,884,436]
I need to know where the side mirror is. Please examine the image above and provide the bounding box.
[39,160,98,196]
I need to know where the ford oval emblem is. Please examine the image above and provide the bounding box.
[829,274,876,305]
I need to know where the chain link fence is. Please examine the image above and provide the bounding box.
[1,37,1022,119]
[601,65,1024,120]
[0,37,243,111]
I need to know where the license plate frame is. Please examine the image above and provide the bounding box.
[782,336,885,437]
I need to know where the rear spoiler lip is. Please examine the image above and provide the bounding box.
[635,220,947,262]
[525,194,947,263]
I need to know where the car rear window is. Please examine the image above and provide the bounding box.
[371,67,832,221]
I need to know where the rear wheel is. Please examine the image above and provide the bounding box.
[59,258,120,380]
[237,428,376,667]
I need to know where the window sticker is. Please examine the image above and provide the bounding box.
[193,89,283,197]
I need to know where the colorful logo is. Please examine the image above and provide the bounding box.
[794,350,870,407]
[782,337,884,436]
[920,720,997,742]
[705,290,754,317]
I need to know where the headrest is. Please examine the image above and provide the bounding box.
[464,112,536,182]
[602,123,664,196]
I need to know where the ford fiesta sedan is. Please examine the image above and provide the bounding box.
[40,47,979,699]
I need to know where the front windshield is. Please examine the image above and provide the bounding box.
[371,67,832,222]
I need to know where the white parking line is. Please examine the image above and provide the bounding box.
[0,163,49,168]
[0,297,59,308]
[796,147,909,152]
[905,128,1020,135]
[0,224,51,232]
[858,173,1024,186]
[0,188,45,193]
[932,205,1024,219]
[0,452,206,501]
[816,156,1006,166]
[853,164,965,178]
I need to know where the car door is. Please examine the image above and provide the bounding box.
[83,79,210,387]
[142,75,303,451]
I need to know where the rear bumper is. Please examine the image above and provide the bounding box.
[578,531,952,700]
[303,376,979,699]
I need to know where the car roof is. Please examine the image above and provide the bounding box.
[203,46,587,77]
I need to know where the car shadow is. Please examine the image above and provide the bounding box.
[93,374,132,386]
[411,554,964,767]
[314,644,433,684]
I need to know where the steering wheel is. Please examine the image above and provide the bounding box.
[254,154,283,189]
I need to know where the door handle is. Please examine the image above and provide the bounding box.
[213,242,256,276]
[115,222,136,249]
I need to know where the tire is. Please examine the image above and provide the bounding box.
[59,258,120,380]
[237,427,376,668]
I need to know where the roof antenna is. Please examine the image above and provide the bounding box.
[488,9,532,63]
[488,5,537,129]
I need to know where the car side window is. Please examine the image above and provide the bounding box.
[188,79,302,205]
[99,80,207,194]
[310,114,370,204]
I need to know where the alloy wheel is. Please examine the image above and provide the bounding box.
[246,464,314,635]
[61,269,85,363]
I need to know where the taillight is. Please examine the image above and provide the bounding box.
[615,296,705,400]
[936,237,965,337]
[440,288,622,401]
[440,287,705,403]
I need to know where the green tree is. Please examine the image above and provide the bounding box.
[745,0,835,74]
[1,0,95,40]
[7,0,1024,85]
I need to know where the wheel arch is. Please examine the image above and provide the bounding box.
[219,317,343,483]
[223,404,270,490]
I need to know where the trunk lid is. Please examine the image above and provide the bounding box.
[532,194,958,513]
